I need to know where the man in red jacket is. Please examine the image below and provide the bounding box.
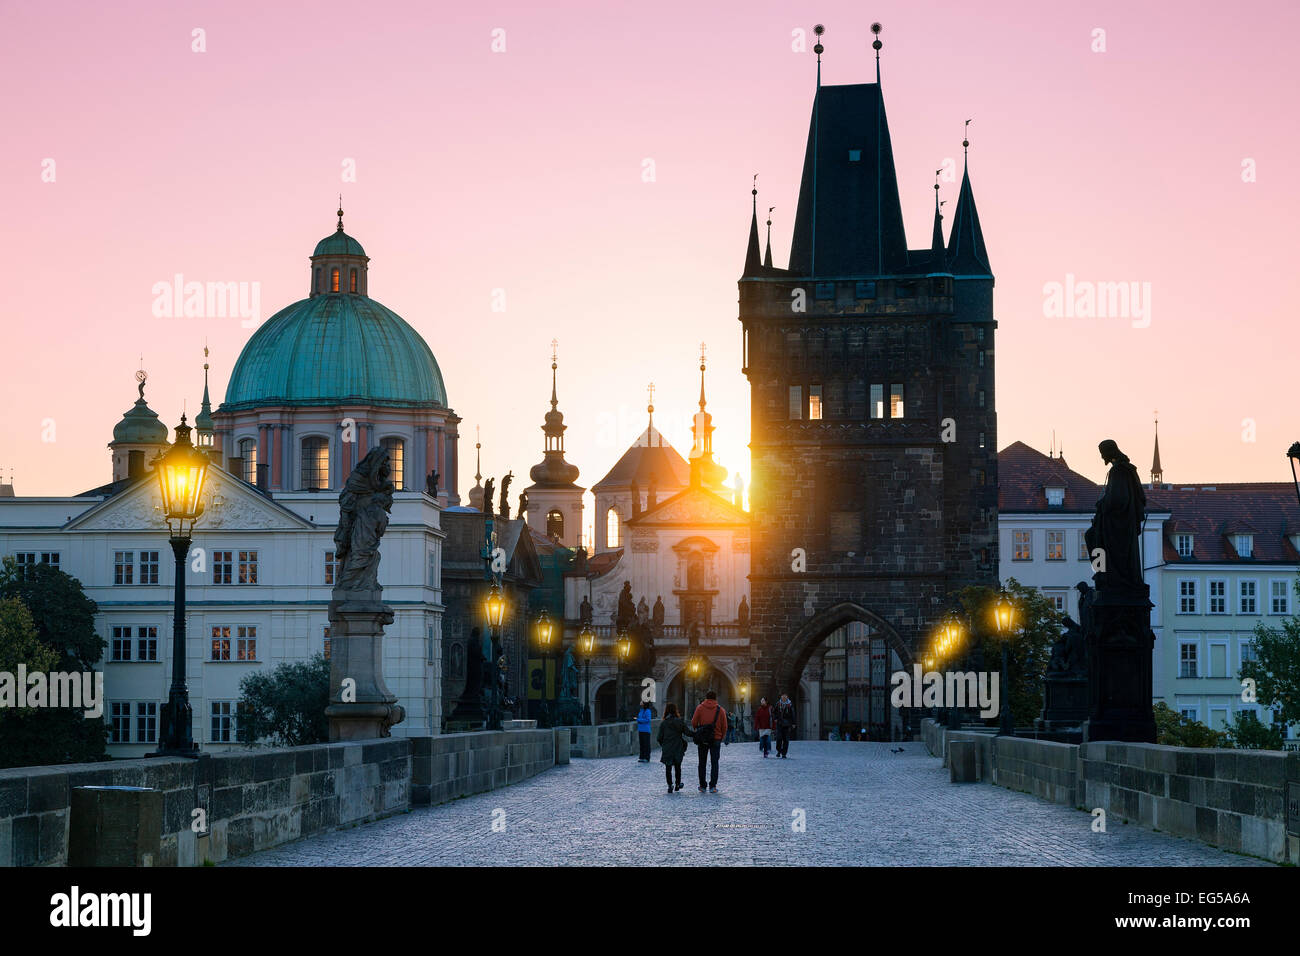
[753,697,773,757]
[690,690,729,793]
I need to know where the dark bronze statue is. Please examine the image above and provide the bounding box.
[1084,439,1146,590]
[426,470,438,496]
[737,595,750,630]
[579,595,593,625]
[482,477,494,516]
[518,490,528,516]
[333,447,394,592]
[616,581,636,629]
[652,596,665,629]
[499,471,513,518]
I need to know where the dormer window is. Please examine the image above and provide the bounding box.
[330,268,340,293]
[1045,486,1064,507]
[1175,533,1193,558]
[1234,534,1254,558]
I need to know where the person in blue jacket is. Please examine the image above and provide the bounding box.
[636,702,653,761]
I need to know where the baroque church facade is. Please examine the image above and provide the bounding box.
[0,210,458,754]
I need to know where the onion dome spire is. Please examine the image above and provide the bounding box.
[528,339,580,487]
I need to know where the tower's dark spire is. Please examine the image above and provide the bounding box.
[336,195,344,232]
[743,177,763,275]
[764,206,774,269]
[529,339,580,488]
[947,123,991,275]
[930,176,946,270]
[1151,411,1163,485]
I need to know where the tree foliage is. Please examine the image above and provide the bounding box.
[0,557,105,670]
[1153,701,1226,748]
[946,577,1059,728]
[1222,709,1285,751]
[236,653,331,747]
[1239,574,1300,730]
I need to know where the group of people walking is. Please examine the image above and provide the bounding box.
[635,690,798,794]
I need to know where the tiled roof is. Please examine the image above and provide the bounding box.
[1148,484,1300,565]
[997,441,1102,512]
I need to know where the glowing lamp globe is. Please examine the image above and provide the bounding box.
[994,589,1015,636]
[156,415,208,535]
[485,583,506,628]
[536,608,554,648]
[578,624,596,656]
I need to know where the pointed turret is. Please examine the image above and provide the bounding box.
[689,344,729,491]
[195,346,215,452]
[523,342,584,546]
[763,206,774,269]
[743,183,763,276]
[467,427,486,512]
[929,183,947,271]
[947,154,991,276]
[1150,413,1163,486]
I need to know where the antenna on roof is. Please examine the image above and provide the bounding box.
[871,22,883,84]
[813,23,824,84]
[963,119,971,159]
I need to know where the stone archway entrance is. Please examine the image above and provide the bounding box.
[768,602,915,742]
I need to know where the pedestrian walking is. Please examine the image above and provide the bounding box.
[690,689,729,792]
[657,702,689,793]
[774,693,796,758]
[636,701,653,762]
[754,697,773,757]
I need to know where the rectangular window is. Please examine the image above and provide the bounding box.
[869,384,884,420]
[1079,533,1090,561]
[1241,641,1257,665]
[1208,580,1226,614]
[889,384,904,419]
[1179,707,1198,723]
[427,624,435,665]
[40,552,60,569]
[1178,580,1198,614]
[1043,590,1066,613]
[808,385,823,421]
[978,389,986,408]
[979,432,986,449]
[212,551,233,585]
[135,702,157,743]
[788,385,802,420]
[1239,580,1257,614]
[211,701,234,743]
[210,625,231,661]
[1208,643,1228,679]
[1046,531,1065,561]
[1012,530,1032,561]
[111,626,132,662]
[14,553,37,580]
[1179,643,1198,679]
[324,551,336,586]
[237,551,258,585]
[109,702,131,743]
[137,626,158,661]
[427,550,437,588]
[138,550,160,585]
[1234,535,1253,558]
[236,625,257,661]
[113,551,134,585]
[1046,487,1064,507]
[323,625,331,661]
[1270,580,1289,614]
[1175,534,1193,558]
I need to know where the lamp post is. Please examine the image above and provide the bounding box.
[535,608,554,724]
[152,415,209,757]
[578,624,596,725]
[615,628,632,722]
[1288,442,1300,510]
[484,582,506,729]
[737,676,750,741]
[993,587,1016,736]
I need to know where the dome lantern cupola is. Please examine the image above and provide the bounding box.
[309,199,370,297]
[109,366,170,482]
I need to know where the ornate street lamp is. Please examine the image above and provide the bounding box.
[534,608,555,724]
[484,583,506,629]
[578,624,596,725]
[737,676,750,740]
[993,587,1017,736]
[686,652,708,715]
[615,628,632,722]
[152,415,208,757]
[482,582,506,729]
[1288,442,1300,510]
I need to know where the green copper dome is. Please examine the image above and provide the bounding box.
[222,294,447,410]
[112,383,169,444]
[312,229,366,258]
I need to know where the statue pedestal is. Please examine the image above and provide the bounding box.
[1037,675,1088,732]
[1082,584,1157,743]
[325,594,405,741]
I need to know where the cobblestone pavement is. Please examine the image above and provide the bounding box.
[228,741,1273,866]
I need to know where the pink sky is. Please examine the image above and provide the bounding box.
[2,0,1298,516]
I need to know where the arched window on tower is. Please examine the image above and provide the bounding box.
[546,509,564,541]
[349,268,358,293]
[301,437,330,490]
[606,507,621,548]
[330,268,340,293]
[381,437,405,490]
[314,267,322,294]
[238,438,257,484]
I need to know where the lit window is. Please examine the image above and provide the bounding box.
[1079,533,1090,560]
[1046,531,1065,561]
[324,551,336,586]
[1012,530,1032,561]
[238,438,257,483]
[809,385,823,421]
[381,437,404,490]
[237,551,258,585]
[606,507,621,548]
[788,386,802,420]
[349,269,357,293]
[890,384,904,419]
[236,625,257,661]
[869,384,884,419]
[211,625,232,660]
[323,625,331,661]
[212,551,233,585]
[301,437,330,490]
[330,268,340,293]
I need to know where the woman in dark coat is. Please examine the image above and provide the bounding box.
[657,702,690,793]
